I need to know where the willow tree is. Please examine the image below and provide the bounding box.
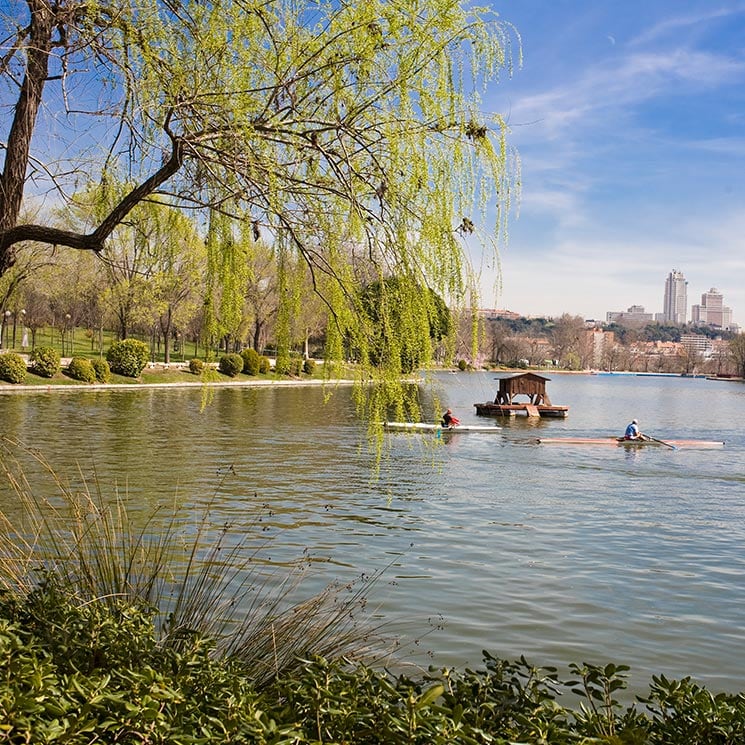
[1,0,518,397]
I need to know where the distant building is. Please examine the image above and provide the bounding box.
[606,305,653,327]
[477,308,522,321]
[585,329,615,368]
[663,270,688,324]
[681,334,713,358]
[691,288,733,330]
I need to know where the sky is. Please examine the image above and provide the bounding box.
[474,1,745,324]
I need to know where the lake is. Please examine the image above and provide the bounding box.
[1,371,744,694]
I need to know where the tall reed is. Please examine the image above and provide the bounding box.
[0,436,389,687]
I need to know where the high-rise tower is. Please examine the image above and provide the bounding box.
[663,270,687,324]
[691,288,733,329]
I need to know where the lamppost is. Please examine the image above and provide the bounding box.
[64,314,71,357]
[2,310,10,349]
[19,309,26,350]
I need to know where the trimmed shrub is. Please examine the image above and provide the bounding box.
[29,346,61,377]
[241,348,261,376]
[0,352,27,384]
[66,357,96,383]
[259,356,271,374]
[189,358,204,375]
[218,353,243,377]
[91,357,111,383]
[290,356,303,376]
[107,339,149,377]
[458,359,468,371]
[303,358,316,375]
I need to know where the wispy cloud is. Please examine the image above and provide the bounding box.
[629,5,745,46]
[506,48,744,142]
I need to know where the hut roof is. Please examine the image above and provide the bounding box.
[493,372,551,382]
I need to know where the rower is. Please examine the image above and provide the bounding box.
[623,418,644,440]
[441,408,460,428]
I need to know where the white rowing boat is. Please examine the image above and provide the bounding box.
[537,436,724,449]
[384,421,502,433]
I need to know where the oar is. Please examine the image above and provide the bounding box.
[643,434,678,450]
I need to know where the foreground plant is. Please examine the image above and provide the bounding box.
[0,437,387,690]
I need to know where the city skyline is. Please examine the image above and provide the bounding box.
[471,2,745,323]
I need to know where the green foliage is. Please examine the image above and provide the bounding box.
[218,353,244,377]
[457,359,468,371]
[107,339,150,377]
[189,357,205,374]
[28,346,60,378]
[359,277,453,374]
[259,356,271,374]
[66,356,96,383]
[241,347,261,376]
[90,357,111,383]
[0,352,26,383]
[303,358,316,375]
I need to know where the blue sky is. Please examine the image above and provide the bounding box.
[476,1,745,324]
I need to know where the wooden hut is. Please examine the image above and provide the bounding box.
[474,372,569,418]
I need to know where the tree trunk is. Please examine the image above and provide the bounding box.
[0,1,54,274]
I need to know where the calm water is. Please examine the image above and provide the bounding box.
[1,372,744,693]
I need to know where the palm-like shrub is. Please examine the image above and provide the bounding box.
[29,346,60,377]
[107,339,149,377]
[66,357,96,383]
[0,352,27,383]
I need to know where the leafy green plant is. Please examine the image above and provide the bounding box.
[106,339,150,377]
[218,353,243,377]
[259,355,271,374]
[29,346,60,377]
[303,358,316,375]
[0,352,26,383]
[90,357,111,383]
[66,356,96,383]
[189,357,204,374]
[241,348,261,376]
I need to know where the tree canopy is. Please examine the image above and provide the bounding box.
[2,0,519,424]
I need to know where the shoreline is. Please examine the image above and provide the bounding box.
[0,377,359,395]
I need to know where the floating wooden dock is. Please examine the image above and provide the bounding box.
[474,372,569,418]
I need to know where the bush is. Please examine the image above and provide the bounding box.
[106,339,149,377]
[457,359,468,371]
[218,353,243,377]
[90,357,111,383]
[189,358,204,375]
[241,348,261,376]
[303,358,316,375]
[29,346,60,377]
[66,357,96,383]
[0,352,27,384]
[259,356,271,374]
